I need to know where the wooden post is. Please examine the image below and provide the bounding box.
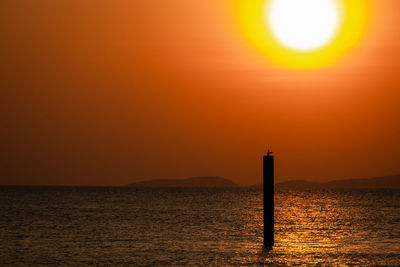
[263,151,274,247]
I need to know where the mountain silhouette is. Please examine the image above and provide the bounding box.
[127,176,239,188]
[276,174,400,189]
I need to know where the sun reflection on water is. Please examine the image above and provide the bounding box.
[0,187,399,265]
[240,188,400,265]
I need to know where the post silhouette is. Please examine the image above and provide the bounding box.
[263,150,274,247]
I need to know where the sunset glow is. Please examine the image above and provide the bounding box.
[1,0,399,188]
[235,0,372,68]
[266,0,342,52]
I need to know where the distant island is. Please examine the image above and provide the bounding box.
[127,176,239,188]
[276,174,400,189]
[127,174,400,189]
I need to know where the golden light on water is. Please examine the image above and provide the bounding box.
[234,0,372,68]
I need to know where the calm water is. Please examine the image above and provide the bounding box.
[1,187,399,266]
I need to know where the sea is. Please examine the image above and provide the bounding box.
[0,187,399,266]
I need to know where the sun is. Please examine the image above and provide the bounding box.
[234,0,372,68]
[266,0,343,52]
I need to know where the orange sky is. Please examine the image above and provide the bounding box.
[1,0,400,185]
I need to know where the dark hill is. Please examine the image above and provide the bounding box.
[277,174,400,189]
[127,176,239,188]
